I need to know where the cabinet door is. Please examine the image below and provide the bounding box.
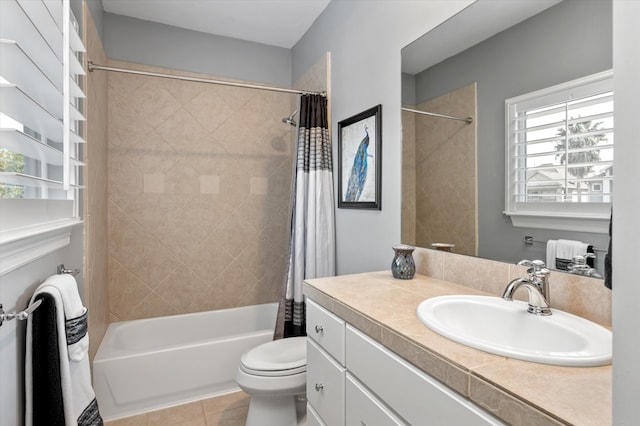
[346,374,406,426]
[307,339,345,426]
[346,326,504,426]
[306,404,326,426]
[306,299,346,365]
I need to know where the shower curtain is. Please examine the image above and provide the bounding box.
[275,94,336,339]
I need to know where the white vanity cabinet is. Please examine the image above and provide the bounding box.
[346,326,504,426]
[306,299,346,426]
[306,298,505,426]
[345,373,405,425]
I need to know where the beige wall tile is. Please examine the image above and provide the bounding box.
[548,271,611,326]
[410,84,477,257]
[84,2,110,362]
[105,59,322,322]
[250,177,269,195]
[143,173,165,193]
[413,247,444,279]
[200,175,220,194]
[443,253,510,296]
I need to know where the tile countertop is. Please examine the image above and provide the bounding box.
[303,271,612,426]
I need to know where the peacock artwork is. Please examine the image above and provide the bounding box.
[345,126,370,201]
[338,105,381,209]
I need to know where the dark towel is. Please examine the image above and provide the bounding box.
[26,275,104,426]
[31,293,66,426]
[605,210,612,289]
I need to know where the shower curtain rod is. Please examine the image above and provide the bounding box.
[401,107,473,124]
[88,61,326,96]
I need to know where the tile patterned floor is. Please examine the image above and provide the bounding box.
[104,391,250,426]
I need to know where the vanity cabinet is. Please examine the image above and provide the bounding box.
[306,298,504,426]
[346,325,504,425]
[306,299,346,426]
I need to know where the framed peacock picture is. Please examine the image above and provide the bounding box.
[337,104,382,210]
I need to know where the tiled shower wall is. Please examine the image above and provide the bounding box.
[401,109,416,245]
[403,83,478,256]
[106,61,299,321]
[84,3,110,360]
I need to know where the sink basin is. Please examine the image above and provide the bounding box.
[417,295,611,367]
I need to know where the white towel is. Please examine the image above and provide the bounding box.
[546,240,557,271]
[25,274,102,426]
[547,239,590,270]
[556,239,589,261]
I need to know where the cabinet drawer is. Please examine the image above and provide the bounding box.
[306,403,326,426]
[346,373,405,426]
[307,339,345,426]
[306,298,345,365]
[346,326,504,426]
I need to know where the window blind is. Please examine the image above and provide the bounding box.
[0,0,85,209]
[505,71,613,219]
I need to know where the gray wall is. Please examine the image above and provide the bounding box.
[401,73,416,106]
[412,0,612,264]
[104,13,292,87]
[85,0,104,44]
[292,0,474,275]
[0,226,84,426]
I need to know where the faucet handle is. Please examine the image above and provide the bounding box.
[517,259,548,272]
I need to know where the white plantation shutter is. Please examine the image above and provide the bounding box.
[0,0,86,273]
[504,71,613,233]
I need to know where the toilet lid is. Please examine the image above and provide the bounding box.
[240,336,307,377]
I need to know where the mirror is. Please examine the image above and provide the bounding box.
[401,0,612,275]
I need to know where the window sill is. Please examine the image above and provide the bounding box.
[505,212,609,234]
[0,218,82,275]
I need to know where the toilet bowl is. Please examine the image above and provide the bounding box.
[236,336,307,426]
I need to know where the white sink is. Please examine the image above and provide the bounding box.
[417,295,612,367]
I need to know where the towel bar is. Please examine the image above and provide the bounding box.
[57,264,80,276]
[523,236,606,252]
[0,299,42,327]
[1,264,79,327]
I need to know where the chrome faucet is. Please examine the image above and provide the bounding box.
[568,253,602,278]
[502,260,552,316]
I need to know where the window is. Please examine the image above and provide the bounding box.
[0,0,86,274]
[504,71,613,233]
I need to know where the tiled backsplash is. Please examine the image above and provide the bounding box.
[413,247,611,326]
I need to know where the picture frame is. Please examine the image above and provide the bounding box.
[337,104,382,210]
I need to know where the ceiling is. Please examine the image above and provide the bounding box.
[101,0,331,49]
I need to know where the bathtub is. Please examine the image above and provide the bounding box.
[93,303,278,421]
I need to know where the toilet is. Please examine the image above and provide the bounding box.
[236,336,307,426]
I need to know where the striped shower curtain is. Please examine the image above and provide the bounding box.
[275,94,336,339]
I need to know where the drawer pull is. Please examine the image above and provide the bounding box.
[315,383,324,392]
[315,325,324,333]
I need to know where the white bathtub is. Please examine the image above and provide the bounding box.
[93,303,278,421]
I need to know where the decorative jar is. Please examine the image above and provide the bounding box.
[391,244,416,279]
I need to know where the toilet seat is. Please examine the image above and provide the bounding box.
[240,336,306,377]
